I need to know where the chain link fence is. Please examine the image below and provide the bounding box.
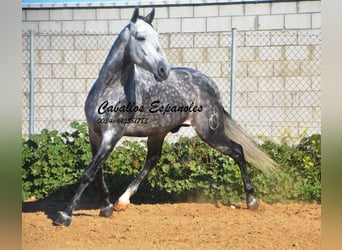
[22,29,321,142]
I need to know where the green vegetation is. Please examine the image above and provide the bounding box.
[22,122,321,204]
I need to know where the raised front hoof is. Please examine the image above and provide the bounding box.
[99,204,114,218]
[247,195,259,211]
[114,201,130,211]
[54,212,72,227]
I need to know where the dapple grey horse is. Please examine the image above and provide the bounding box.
[55,8,276,227]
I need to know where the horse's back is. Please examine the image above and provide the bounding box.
[170,67,221,99]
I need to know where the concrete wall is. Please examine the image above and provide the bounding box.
[22,1,321,141]
[22,1,321,33]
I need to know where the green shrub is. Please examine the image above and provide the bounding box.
[22,122,91,200]
[22,122,321,204]
[258,133,321,203]
[148,137,244,204]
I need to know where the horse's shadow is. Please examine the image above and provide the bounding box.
[22,173,195,225]
[22,183,104,224]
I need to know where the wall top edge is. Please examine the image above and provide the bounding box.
[22,0,311,9]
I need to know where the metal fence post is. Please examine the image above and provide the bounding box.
[230,28,237,119]
[29,30,35,136]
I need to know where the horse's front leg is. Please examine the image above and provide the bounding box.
[114,133,167,211]
[97,167,114,218]
[87,132,114,218]
[54,132,120,226]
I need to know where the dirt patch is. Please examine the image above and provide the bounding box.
[22,201,320,249]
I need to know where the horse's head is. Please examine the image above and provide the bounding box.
[126,8,170,82]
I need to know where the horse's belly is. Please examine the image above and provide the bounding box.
[123,112,191,137]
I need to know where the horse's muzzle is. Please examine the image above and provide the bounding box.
[155,60,170,82]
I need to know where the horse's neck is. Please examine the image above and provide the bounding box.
[98,29,133,87]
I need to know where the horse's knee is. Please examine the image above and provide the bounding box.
[151,154,161,164]
[81,172,94,184]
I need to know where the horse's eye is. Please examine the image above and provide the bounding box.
[136,33,146,41]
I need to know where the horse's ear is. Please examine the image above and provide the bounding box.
[145,8,155,24]
[131,7,139,23]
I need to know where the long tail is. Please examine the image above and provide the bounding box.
[223,110,277,173]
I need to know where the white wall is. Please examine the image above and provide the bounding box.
[21,1,321,140]
[22,1,321,34]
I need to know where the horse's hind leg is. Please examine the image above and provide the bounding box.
[114,133,167,211]
[227,140,258,210]
[54,131,120,226]
[194,125,258,210]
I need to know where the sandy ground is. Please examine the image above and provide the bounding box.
[22,200,320,249]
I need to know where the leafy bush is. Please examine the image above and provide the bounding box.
[258,133,321,203]
[22,123,321,204]
[22,122,91,200]
[147,137,245,203]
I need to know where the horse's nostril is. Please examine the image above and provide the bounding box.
[157,61,169,80]
[159,66,167,79]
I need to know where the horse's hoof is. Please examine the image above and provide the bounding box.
[99,204,114,218]
[247,195,258,210]
[114,201,130,211]
[54,212,72,227]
